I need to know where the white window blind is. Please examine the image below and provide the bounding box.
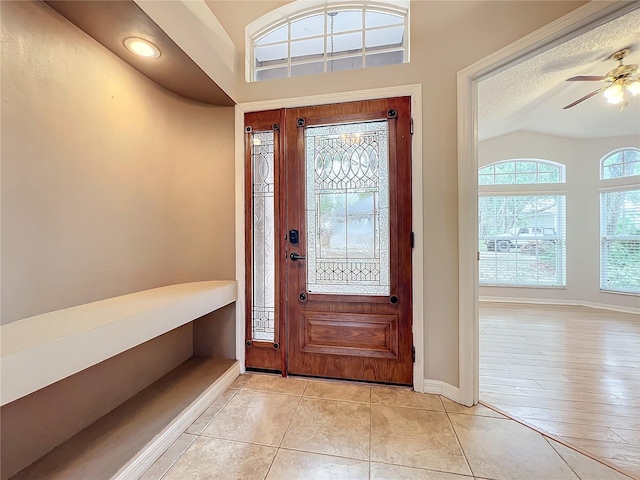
[478,159,566,287]
[600,189,640,294]
[479,195,566,287]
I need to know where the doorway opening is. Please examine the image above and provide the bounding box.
[458,3,639,476]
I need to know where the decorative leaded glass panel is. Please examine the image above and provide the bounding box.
[305,121,390,295]
[251,131,275,341]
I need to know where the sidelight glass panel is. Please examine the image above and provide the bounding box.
[251,131,275,342]
[305,120,390,295]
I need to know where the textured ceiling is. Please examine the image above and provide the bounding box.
[478,7,640,140]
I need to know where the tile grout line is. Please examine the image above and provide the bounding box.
[444,406,475,478]
[190,388,239,435]
[152,387,241,480]
[542,435,583,480]
[276,445,369,463]
[154,433,199,480]
[276,381,307,449]
[370,459,478,479]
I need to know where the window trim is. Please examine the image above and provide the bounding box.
[478,159,567,288]
[599,148,640,295]
[246,1,409,82]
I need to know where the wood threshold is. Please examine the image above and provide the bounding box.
[11,357,238,480]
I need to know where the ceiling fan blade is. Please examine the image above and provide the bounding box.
[566,75,607,82]
[563,88,604,110]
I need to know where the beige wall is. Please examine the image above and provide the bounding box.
[208,0,587,386]
[479,131,640,312]
[1,0,235,325]
[1,2,236,477]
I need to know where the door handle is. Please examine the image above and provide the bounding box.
[290,252,306,261]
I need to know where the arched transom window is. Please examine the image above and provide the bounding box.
[601,147,640,179]
[248,2,409,82]
[478,159,565,185]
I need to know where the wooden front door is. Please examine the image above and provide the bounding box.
[284,98,413,385]
[244,98,412,384]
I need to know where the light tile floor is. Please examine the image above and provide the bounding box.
[141,374,635,480]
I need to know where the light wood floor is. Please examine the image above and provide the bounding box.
[480,302,640,478]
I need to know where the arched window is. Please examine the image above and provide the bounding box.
[601,147,640,179]
[599,148,640,294]
[247,1,409,82]
[478,159,564,185]
[478,159,566,287]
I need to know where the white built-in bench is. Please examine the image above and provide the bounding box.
[0,280,237,406]
[1,281,239,479]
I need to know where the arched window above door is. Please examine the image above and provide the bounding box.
[247,1,409,82]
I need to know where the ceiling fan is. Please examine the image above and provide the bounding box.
[563,48,640,109]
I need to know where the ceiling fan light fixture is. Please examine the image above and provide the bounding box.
[563,48,639,110]
[627,80,640,97]
[604,83,625,104]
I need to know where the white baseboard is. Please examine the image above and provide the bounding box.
[112,361,240,480]
[423,379,460,403]
[479,296,640,315]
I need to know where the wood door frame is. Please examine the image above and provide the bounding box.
[235,85,424,393]
[456,2,637,406]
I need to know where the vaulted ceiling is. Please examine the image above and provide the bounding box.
[479,7,640,140]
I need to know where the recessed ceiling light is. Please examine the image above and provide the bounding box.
[124,37,160,59]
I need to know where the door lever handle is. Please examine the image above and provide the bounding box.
[290,252,306,261]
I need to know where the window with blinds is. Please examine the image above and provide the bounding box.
[600,148,640,295]
[478,160,566,287]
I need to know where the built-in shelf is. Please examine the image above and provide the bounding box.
[10,357,239,480]
[0,281,237,406]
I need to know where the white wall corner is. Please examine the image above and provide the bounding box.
[423,379,460,404]
[234,105,246,373]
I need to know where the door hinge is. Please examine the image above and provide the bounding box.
[410,118,414,135]
[412,346,416,363]
[477,251,480,261]
[411,232,415,248]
